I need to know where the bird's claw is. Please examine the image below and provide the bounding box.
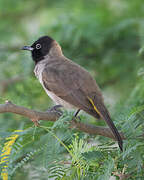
[46,105,63,116]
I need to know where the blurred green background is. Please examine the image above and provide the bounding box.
[1,0,144,125]
[1,0,144,179]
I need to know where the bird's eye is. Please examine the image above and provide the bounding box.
[36,44,41,49]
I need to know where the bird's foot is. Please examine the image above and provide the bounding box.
[73,116,81,122]
[72,117,81,124]
[46,105,63,116]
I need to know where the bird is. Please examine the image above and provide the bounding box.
[22,35,123,151]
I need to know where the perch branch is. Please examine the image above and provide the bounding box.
[0,101,125,140]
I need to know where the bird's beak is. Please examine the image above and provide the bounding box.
[21,46,34,51]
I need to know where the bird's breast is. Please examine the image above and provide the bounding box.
[34,63,75,109]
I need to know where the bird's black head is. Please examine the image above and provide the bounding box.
[22,36,54,63]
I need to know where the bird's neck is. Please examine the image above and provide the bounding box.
[47,41,63,58]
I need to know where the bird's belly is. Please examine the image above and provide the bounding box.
[44,88,75,109]
[34,64,75,109]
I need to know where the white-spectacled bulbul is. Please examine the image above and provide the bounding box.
[22,36,123,151]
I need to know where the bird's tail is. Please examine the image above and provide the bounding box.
[100,108,123,151]
[87,98,123,151]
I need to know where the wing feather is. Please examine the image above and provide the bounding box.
[41,59,123,150]
[41,61,103,115]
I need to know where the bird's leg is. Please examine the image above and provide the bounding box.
[73,109,81,122]
[74,109,81,117]
[47,105,63,116]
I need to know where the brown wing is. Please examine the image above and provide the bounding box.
[42,59,123,150]
[42,59,103,117]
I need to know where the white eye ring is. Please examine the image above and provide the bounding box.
[36,44,41,49]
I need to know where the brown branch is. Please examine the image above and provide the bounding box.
[71,120,125,139]
[0,101,125,140]
[113,172,131,180]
